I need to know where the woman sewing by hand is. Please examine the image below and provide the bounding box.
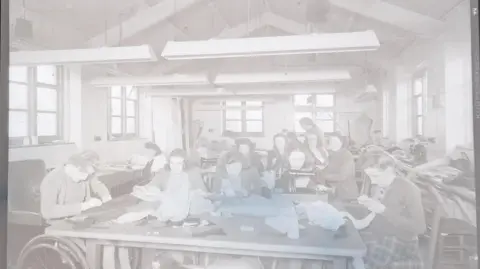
[213,151,263,197]
[317,133,359,201]
[341,156,426,269]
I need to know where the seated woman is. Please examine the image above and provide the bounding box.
[213,151,263,197]
[318,133,359,201]
[299,117,329,168]
[236,138,265,174]
[40,154,131,269]
[276,148,319,193]
[266,133,291,177]
[141,142,167,181]
[342,155,426,269]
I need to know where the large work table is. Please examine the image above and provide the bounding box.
[44,194,366,269]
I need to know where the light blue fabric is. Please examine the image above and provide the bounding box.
[216,194,293,217]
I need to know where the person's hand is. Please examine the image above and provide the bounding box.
[316,184,331,193]
[81,198,103,211]
[357,195,371,205]
[361,199,386,214]
[101,195,112,203]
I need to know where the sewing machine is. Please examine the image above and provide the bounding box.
[283,169,317,193]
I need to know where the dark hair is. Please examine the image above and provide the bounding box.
[299,117,315,127]
[78,150,99,164]
[66,154,92,172]
[222,130,236,138]
[165,148,188,171]
[235,138,255,151]
[368,155,396,171]
[145,142,162,156]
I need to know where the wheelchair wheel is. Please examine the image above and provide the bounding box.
[17,243,77,269]
[17,235,89,269]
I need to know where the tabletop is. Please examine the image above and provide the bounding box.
[45,193,366,260]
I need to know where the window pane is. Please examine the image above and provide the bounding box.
[126,118,136,133]
[225,110,241,120]
[9,111,28,137]
[315,111,334,120]
[246,121,262,132]
[126,101,136,117]
[246,110,262,120]
[294,112,312,132]
[416,97,423,116]
[37,113,57,136]
[9,83,28,109]
[225,101,241,107]
[111,86,122,97]
[111,117,122,134]
[36,65,57,85]
[111,99,122,116]
[245,101,262,107]
[317,120,334,133]
[225,121,242,132]
[294,95,311,106]
[37,88,57,112]
[316,94,334,107]
[413,79,423,95]
[126,86,137,100]
[417,117,423,135]
[9,66,28,83]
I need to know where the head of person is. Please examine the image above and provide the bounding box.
[78,150,100,166]
[225,151,245,177]
[167,149,187,174]
[273,133,287,152]
[144,142,163,158]
[364,155,397,188]
[299,117,315,132]
[64,155,95,183]
[327,133,344,152]
[288,149,307,170]
[235,138,255,157]
[222,130,236,148]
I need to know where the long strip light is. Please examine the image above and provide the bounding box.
[10,45,157,65]
[90,70,351,87]
[161,30,380,60]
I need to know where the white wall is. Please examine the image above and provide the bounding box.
[191,93,379,149]
[383,1,472,156]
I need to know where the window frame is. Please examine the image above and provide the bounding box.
[107,86,140,140]
[293,93,336,134]
[412,71,427,136]
[222,100,264,137]
[8,66,64,146]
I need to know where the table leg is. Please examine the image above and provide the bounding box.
[85,241,101,269]
[332,258,347,269]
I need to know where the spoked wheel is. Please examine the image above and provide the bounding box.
[17,243,77,269]
[17,235,88,269]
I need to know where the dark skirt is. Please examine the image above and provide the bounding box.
[364,236,423,269]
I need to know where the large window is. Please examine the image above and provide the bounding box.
[223,100,264,136]
[294,94,335,133]
[9,65,63,146]
[412,72,427,136]
[108,86,139,139]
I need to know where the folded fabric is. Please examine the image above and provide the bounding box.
[115,210,153,224]
[300,200,345,231]
[131,185,163,202]
[216,195,292,218]
[265,207,299,239]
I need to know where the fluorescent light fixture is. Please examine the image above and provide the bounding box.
[162,31,380,60]
[215,70,351,85]
[147,85,336,96]
[10,45,157,65]
[91,70,351,87]
[90,74,209,87]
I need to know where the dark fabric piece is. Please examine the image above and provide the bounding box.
[364,236,423,269]
[9,159,46,213]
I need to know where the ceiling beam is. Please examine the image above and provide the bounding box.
[329,0,445,37]
[88,0,206,47]
[262,13,308,35]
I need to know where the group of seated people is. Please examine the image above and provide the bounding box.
[39,117,434,269]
